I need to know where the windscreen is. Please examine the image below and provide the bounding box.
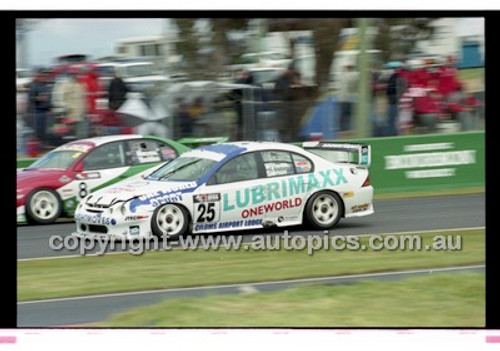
[147,156,217,182]
[26,151,81,170]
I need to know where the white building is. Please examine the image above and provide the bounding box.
[413,17,484,62]
[114,35,180,67]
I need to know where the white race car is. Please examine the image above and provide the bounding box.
[72,141,374,239]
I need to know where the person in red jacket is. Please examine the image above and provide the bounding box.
[77,64,101,116]
[437,55,460,100]
[412,63,432,88]
[447,85,479,131]
[413,89,444,133]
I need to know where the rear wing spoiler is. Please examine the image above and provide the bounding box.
[301,141,371,167]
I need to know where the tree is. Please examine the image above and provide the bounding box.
[173,18,251,80]
[310,18,351,92]
[173,19,203,79]
[268,18,352,93]
[373,18,438,62]
[209,18,250,80]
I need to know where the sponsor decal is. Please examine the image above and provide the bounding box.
[360,145,370,165]
[194,193,221,203]
[351,203,370,213]
[194,223,218,231]
[223,169,348,211]
[128,182,197,212]
[124,215,150,221]
[403,142,454,152]
[106,186,144,194]
[75,172,101,180]
[343,191,354,198]
[75,213,116,225]
[294,160,312,173]
[161,149,177,160]
[57,143,93,153]
[149,192,183,208]
[385,150,476,170]
[129,226,140,235]
[241,197,302,219]
[194,219,262,232]
[384,143,476,179]
[406,168,455,179]
[265,162,293,177]
[304,142,362,152]
[277,215,298,223]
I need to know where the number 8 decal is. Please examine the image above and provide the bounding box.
[79,182,88,199]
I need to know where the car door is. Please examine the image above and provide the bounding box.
[192,152,267,232]
[73,140,130,201]
[258,150,314,225]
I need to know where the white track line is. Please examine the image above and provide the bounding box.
[17,226,486,262]
[18,264,485,305]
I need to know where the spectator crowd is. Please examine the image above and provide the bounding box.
[18,64,131,154]
[370,55,483,136]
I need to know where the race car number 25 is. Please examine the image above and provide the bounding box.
[195,203,220,223]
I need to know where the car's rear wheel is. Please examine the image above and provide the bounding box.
[151,203,189,238]
[26,189,62,224]
[305,191,343,230]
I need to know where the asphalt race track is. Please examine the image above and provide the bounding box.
[17,194,486,327]
[18,194,485,259]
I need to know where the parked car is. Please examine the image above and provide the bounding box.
[238,52,292,70]
[17,134,190,225]
[72,141,373,240]
[97,61,168,94]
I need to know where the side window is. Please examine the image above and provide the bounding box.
[83,142,126,170]
[261,151,295,177]
[292,153,313,174]
[214,153,259,184]
[126,139,176,165]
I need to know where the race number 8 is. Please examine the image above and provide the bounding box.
[196,203,219,223]
[79,182,88,199]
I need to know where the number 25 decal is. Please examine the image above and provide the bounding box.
[196,203,218,223]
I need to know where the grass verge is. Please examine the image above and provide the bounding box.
[100,271,484,327]
[18,228,484,301]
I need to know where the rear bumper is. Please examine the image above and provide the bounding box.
[343,186,374,218]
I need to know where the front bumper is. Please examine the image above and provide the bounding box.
[73,205,154,240]
[17,205,27,223]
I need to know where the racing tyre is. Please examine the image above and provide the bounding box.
[26,189,62,225]
[305,191,343,230]
[151,203,189,238]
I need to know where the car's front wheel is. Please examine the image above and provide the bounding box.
[305,191,343,230]
[26,189,62,224]
[151,203,189,238]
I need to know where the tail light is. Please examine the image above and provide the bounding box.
[362,175,371,187]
